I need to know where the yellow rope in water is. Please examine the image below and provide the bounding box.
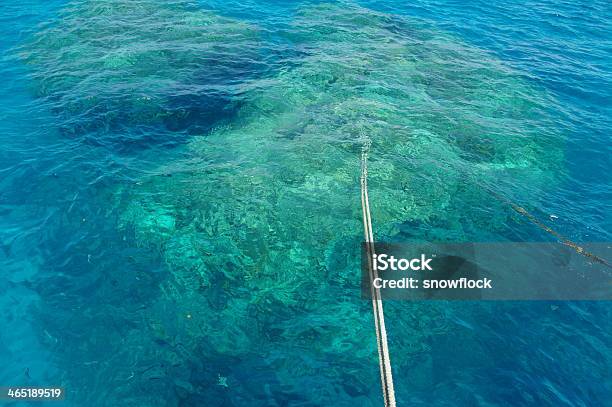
[485,187,611,268]
[509,202,611,268]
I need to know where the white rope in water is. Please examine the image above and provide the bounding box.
[360,141,396,407]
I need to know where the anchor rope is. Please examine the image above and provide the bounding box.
[483,186,611,268]
[360,139,396,407]
[356,138,607,407]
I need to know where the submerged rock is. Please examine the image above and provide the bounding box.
[20,0,262,141]
[122,2,562,270]
[117,1,563,382]
[31,2,565,405]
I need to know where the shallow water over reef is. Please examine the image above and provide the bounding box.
[1,0,610,406]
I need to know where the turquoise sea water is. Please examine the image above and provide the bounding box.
[0,0,610,405]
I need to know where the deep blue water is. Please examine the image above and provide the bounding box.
[0,0,610,406]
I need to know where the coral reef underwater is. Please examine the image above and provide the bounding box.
[19,1,565,405]
[20,0,262,149]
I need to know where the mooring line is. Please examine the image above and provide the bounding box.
[483,186,611,268]
[360,142,396,407]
